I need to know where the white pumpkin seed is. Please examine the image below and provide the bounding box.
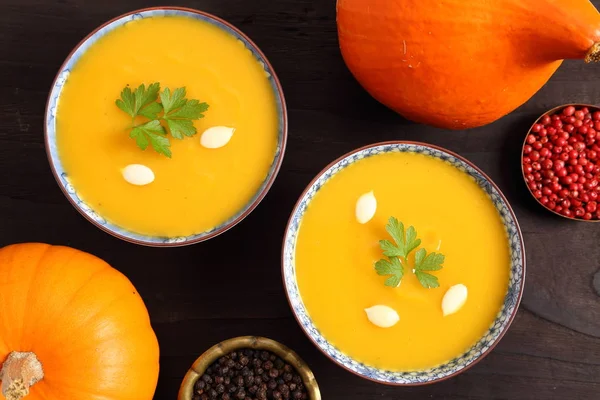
[200,126,235,149]
[355,191,377,224]
[442,284,468,316]
[122,164,155,186]
[364,305,400,328]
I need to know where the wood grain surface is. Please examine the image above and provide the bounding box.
[1,0,599,399]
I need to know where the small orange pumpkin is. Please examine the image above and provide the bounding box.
[0,243,159,400]
[337,0,600,129]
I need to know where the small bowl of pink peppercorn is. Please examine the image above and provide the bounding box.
[522,104,600,221]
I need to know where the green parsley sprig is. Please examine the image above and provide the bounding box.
[116,83,209,158]
[374,217,445,289]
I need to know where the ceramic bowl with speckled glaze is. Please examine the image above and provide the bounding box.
[44,7,287,246]
[282,141,526,385]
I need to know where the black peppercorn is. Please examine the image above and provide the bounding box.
[241,367,251,377]
[268,380,277,390]
[275,359,285,369]
[208,389,217,398]
[201,374,212,384]
[234,376,244,387]
[226,359,235,368]
[224,377,231,385]
[289,383,296,391]
[256,368,264,375]
[227,384,237,393]
[292,375,302,384]
[192,395,201,400]
[240,356,250,366]
[273,390,283,400]
[231,352,238,360]
[214,376,224,385]
[279,384,290,395]
[260,351,270,361]
[269,355,276,361]
[195,380,206,391]
[222,394,231,400]
[257,388,267,400]
[235,389,246,400]
[263,361,273,371]
[199,394,209,400]
[269,369,280,378]
[248,385,258,394]
[283,364,292,373]
[244,375,255,386]
[292,390,303,399]
[216,384,225,394]
[277,378,284,386]
[283,373,293,382]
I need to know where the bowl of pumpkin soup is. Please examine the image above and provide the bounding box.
[282,142,525,384]
[45,7,286,246]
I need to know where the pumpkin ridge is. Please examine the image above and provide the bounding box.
[17,244,53,348]
[50,261,112,331]
[50,290,148,356]
[47,284,131,354]
[37,376,131,400]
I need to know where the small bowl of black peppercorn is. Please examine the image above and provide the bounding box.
[178,336,321,400]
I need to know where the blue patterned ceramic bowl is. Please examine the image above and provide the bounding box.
[44,7,287,247]
[282,141,526,385]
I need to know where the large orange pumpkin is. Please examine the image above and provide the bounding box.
[0,244,159,400]
[337,0,600,129]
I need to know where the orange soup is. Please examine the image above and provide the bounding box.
[56,16,279,237]
[295,151,510,371]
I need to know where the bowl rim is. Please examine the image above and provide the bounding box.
[43,6,288,247]
[521,103,600,223]
[281,140,526,386]
[177,336,321,400]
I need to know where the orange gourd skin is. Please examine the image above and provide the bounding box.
[337,0,600,129]
[0,244,159,400]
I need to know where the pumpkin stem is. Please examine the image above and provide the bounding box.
[0,352,44,400]
[584,42,600,63]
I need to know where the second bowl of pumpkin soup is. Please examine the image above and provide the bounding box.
[45,7,286,245]
[282,142,525,384]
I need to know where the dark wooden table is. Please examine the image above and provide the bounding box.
[2,1,600,399]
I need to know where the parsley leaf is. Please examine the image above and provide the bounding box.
[162,91,210,139]
[116,86,136,117]
[374,257,403,287]
[116,83,210,157]
[414,248,445,289]
[134,82,161,114]
[160,87,188,115]
[129,120,171,158]
[374,217,445,289]
[117,83,161,118]
[414,272,440,289]
[379,239,404,258]
[380,217,422,258]
[138,102,163,120]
